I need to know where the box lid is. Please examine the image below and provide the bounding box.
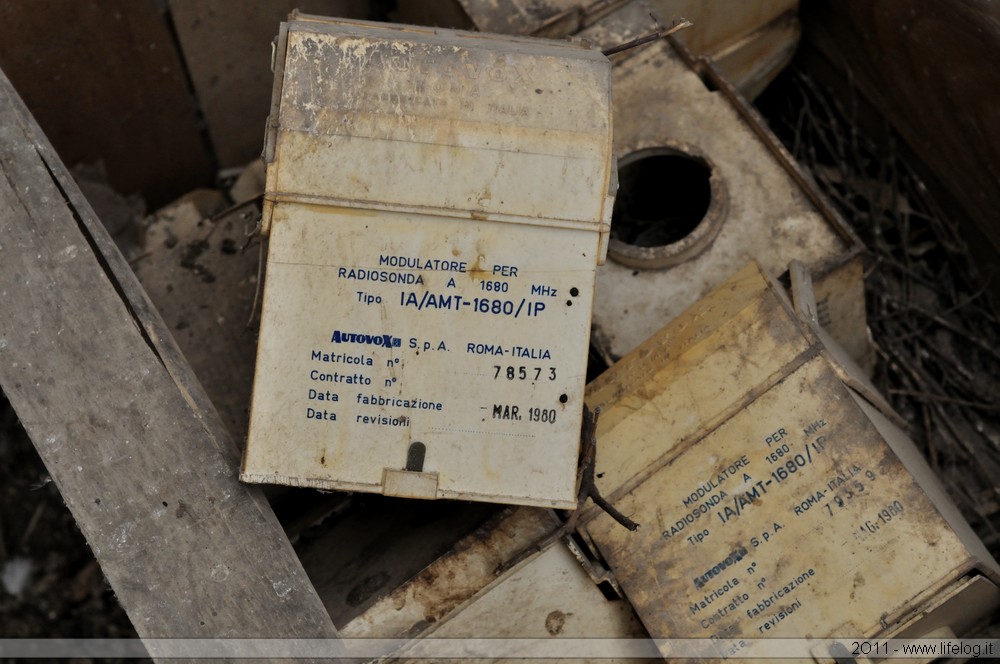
[264,16,615,228]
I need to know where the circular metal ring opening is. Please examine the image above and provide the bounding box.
[608,148,727,269]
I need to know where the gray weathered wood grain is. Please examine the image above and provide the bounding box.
[0,65,340,652]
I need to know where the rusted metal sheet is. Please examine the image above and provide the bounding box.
[390,540,646,662]
[295,497,498,626]
[580,262,1000,660]
[241,15,615,508]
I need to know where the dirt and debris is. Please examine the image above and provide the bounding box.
[71,161,146,261]
[130,187,263,445]
[1,38,999,654]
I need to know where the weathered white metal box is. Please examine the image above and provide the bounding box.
[580,262,1000,660]
[340,507,648,662]
[240,15,616,508]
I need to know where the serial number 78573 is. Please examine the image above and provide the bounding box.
[494,365,556,381]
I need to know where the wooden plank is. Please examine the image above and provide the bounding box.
[0,66,339,649]
[803,0,1000,272]
[167,0,369,169]
[0,0,213,207]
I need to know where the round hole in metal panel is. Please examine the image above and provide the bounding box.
[608,148,727,269]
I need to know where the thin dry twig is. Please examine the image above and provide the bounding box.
[0,512,7,563]
[18,503,45,551]
[601,13,691,56]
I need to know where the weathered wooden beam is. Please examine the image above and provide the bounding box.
[0,65,340,652]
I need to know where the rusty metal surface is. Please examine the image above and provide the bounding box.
[295,497,498,627]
